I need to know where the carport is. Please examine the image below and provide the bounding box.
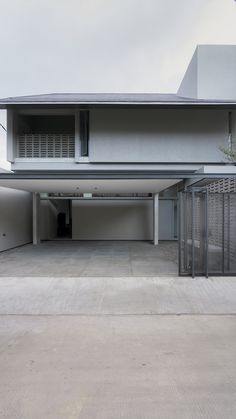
[2,170,235,277]
[0,175,181,276]
[0,177,180,245]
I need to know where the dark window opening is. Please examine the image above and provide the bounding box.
[18,115,75,135]
[80,111,89,157]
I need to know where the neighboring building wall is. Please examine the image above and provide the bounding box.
[40,200,58,240]
[178,45,236,100]
[0,187,32,251]
[72,199,177,241]
[89,109,228,163]
[177,48,198,99]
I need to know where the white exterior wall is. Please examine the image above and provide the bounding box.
[89,109,228,163]
[72,199,176,241]
[178,45,236,100]
[8,107,230,169]
[0,187,32,251]
[198,46,236,100]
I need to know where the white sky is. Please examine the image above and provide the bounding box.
[0,0,236,168]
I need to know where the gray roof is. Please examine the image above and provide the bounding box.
[0,93,236,108]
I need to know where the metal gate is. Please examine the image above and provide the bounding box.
[179,189,236,277]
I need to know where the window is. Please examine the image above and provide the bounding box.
[80,111,89,157]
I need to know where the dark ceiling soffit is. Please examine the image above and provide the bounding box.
[0,172,235,180]
[1,103,236,110]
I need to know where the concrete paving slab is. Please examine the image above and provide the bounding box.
[0,276,236,315]
[0,241,178,277]
[0,315,236,419]
[1,241,236,418]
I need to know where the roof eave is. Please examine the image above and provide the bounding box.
[1,101,236,109]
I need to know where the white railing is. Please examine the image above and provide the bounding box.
[17,134,75,158]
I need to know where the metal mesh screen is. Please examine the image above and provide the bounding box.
[17,134,75,158]
[179,190,236,276]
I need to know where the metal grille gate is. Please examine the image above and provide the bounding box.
[179,189,236,277]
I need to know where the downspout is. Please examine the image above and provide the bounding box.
[228,111,232,152]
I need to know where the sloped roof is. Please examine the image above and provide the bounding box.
[0,92,235,108]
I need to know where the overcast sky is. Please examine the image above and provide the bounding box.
[0,0,236,168]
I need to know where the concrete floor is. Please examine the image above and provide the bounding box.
[1,314,236,419]
[0,240,178,277]
[1,242,236,418]
[0,276,236,315]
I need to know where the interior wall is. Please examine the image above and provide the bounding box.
[0,187,32,251]
[72,199,153,240]
[72,199,177,241]
[40,200,58,240]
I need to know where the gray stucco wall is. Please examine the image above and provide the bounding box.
[40,200,57,240]
[178,45,236,100]
[89,109,228,163]
[72,199,176,241]
[0,187,32,251]
[198,46,236,101]
[7,106,232,169]
[177,48,198,99]
[72,200,153,240]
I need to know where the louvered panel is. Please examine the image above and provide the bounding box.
[17,134,75,158]
[208,178,236,193]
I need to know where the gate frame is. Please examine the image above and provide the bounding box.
[178,188,236,278]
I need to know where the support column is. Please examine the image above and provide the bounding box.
[153,193,159,245]
[33,192,41,245]
[74,109,80,162]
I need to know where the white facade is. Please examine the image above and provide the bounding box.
[0,45,236,249]
[4,107,235,171]
[0,186,32,251]
[178,45,236,100]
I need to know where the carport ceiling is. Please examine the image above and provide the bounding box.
[0,178,180,194]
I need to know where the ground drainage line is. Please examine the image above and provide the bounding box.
[0,313,236,317]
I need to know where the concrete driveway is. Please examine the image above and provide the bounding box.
[1,314,236,419]
[0,240,178,276]
[0,274,236,418]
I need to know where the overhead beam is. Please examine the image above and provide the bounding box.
[0,172,235,180]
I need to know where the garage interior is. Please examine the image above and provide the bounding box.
[0,178,180,276]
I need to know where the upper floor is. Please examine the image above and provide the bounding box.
[3,104,236,171]
[0,45,236,172]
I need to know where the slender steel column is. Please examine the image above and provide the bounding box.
[191,190,195,278]
[222,193,225,274]
[205,190,209,278]
[178,193,182,276]
[227,194,231,272]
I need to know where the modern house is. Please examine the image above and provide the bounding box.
[0,45,236,276]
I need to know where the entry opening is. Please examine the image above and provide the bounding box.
[56,200,72,239]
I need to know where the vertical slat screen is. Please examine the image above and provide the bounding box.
[17,134,75,158]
